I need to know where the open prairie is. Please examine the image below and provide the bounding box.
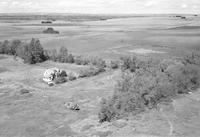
[0,14,200,137]
[1,15,200,59]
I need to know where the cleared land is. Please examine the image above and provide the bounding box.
[0,14,200,137]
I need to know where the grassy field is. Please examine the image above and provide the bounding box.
[0,14,200,137]
[1,15,200,59]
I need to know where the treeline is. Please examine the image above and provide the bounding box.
[0,39,108,68]
[98,51,200,122]
[0,39,110,79]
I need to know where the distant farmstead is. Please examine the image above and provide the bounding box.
[43,28,59,34]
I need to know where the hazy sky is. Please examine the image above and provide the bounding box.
[0,0,199,14]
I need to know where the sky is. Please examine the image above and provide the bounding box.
[0,0,199,14]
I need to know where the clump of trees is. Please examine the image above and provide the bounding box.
[0,38,47,64]
[45,47,75,63]
[0,39,108,70]
[98,54,200,123]
[43,28,59,34]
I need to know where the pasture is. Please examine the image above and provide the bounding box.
[0,14,200,137]
[1,15,200,59]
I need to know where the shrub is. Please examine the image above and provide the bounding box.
[98,98,116,123]
[74,56,90,65]
[89,57,106,69]
[54,77,67,84]
[79,66,105,78]
[98,71,145,122]
[59,70,67,77]
[74,55,106,68]
[183,51,200,66]
[99,57,200,122]
[67,72,77,81]
[120,56,138,72]
[166,64,200,93]
[110,60,120,69]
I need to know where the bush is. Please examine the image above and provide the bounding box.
[67,72,77,81]
[79,66,105,78]
[98,57,200,122]
[183,51,200,66]
[110,60,120,69]
[54,77,67,84]
[120,56,138,72]
[98,98,116,123]
[89,57,106,69]
[74,56,106,68]
[74,56,87,65]
[166,64,200,93]
[59,70,67,77]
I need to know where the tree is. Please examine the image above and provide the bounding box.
[10,39,21,55]
[23,38,46,64]
[16,44,27,59]
[58,46,68,63]
[67,53,74,63]
[0,40,10,54]
[50,49,58,62]
[43,49,50,60]
[15,38,46,64]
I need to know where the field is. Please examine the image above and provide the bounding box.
[1,14,200,59]
[0,14,200,137]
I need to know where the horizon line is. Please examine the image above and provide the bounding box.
[0,12,199,14]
